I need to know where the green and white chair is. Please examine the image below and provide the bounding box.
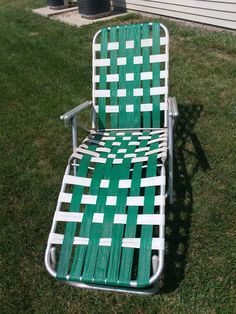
[45,22,178,295]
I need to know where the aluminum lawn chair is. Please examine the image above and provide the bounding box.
[45,22,178,295]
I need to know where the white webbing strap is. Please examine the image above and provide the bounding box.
[58,193,165,207]
[93,36,167,51]
[94,54,167,68]
[72,151,167,164]
[49,233,165,250]
[63,174,164,189]
[54,212,165,226]
[94,87,167,98]
[93,103,167,113]
[94,70,167,83]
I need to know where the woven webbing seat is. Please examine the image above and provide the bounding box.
[45,22,178,294]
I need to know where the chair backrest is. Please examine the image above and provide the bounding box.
[92,22,169,130]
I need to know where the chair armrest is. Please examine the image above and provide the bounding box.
[60,100,93,125]
[168,97,178,117]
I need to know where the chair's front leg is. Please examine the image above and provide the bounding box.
[71,115,78,151]
[168,113,174,204]
[71,116,78,175]
[168,97,178,204]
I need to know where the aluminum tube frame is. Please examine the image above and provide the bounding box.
[60,100,93,124]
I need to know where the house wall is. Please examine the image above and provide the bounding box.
[112,0,236,30]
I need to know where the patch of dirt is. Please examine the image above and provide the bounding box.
[212,50,234,61]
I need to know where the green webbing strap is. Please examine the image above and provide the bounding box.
[69,134,115,280]
[137,132,160,287]
[118,133,149,285]
[98,29,108,130]
[110,27,118,129]
[142,23,151,128]
[123,25,135,127]
[152,23,161,128]
[118,26,126,129]
[133,24,141,128]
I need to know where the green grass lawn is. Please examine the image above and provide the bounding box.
[1,1,236,313]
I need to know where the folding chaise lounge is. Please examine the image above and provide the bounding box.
[45,22,178,295]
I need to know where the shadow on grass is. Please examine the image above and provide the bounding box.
[160,103,211,293]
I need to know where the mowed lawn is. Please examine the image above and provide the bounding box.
[0,0,236,313]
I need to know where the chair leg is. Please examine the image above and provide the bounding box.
[50,247,57,270]
[152,255,159,292]
[71,116,78,175]
[168,114,174,204]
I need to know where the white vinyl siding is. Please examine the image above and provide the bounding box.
[112,0,236,30]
